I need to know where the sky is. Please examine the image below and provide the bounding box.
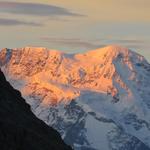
[0,0,150,61]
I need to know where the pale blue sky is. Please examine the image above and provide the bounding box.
[0,0,150,61]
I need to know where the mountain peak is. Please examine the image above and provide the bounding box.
[103,45,129,51]
[103,45,130,55]
[21,46,48,53]
[84,45,130,59]
[15,46,64,59]
[0,45,149,104]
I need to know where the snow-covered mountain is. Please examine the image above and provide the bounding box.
[0,45,150,150]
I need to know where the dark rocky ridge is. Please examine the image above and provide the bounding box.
[0,70,72,150]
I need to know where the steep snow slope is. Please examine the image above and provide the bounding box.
[0,45,150,150]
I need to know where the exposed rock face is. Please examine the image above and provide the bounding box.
[1,45,150,150]
[0,70,72,150]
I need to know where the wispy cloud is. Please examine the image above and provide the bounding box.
[106,39,149,51]
[41,37,150,53]
[0,1,84,17]
[0,18,42,26]
[40,37,102,49]
[108,39,146,44]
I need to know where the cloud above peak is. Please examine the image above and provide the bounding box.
[0,1,84,17]
[40,37,102,50]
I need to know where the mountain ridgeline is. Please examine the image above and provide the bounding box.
[0,45,150,150]
[0,69,72,150]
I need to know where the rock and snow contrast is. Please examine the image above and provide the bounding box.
[0,45,150,150]
[0,69,72,150]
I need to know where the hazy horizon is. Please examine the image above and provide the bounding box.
[0,0,150,61]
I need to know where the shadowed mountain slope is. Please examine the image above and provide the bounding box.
[0,70,72,150]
